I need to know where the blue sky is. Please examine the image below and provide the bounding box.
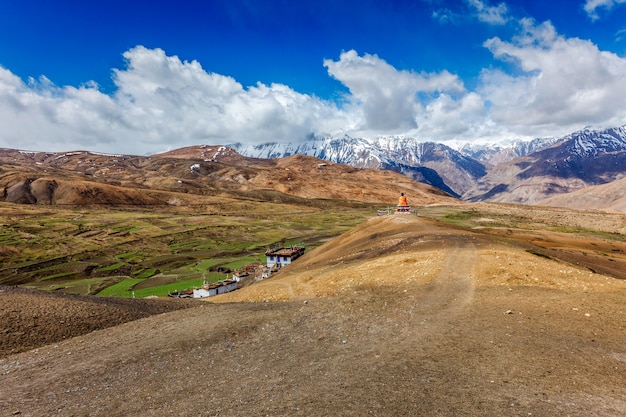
[1,0,626,155]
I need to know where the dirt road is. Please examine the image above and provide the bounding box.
[1,214,625,416]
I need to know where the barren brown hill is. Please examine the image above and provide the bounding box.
[0,287,190,357]
[154,144,269,166]
[537,177,626,212]
[1,205,625,416]
[0,147,456,206]
[154,145,457,204]
[2,174,165,205]
[463,127,626,210]
[463,154,589,205]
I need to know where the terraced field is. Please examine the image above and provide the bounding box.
[0,198,375,296]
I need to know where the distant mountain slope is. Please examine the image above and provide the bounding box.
[4,124,626,210]
[157,147,457,205]
[2,175,164,205]
[537,177,626,212]
[231,136,486,197]
[0,147,457,207]
[463,126,626,205]
[458,136,562,166]
[232,126,626,210]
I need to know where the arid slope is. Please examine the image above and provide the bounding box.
[538,176,626,212]
[1,208,625,416]
[0,147,457,206]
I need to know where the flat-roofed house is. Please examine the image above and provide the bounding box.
[265,244,305,269]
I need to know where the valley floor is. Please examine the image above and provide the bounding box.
[1,213,625,416]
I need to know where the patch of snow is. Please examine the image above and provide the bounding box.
[87,151,124,157]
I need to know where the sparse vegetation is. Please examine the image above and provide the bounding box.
[2,148,626,416]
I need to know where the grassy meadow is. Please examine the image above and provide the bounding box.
[0,197,376,297]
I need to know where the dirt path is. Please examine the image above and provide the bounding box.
[424,239,476,313]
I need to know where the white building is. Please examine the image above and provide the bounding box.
[265,245,305,269]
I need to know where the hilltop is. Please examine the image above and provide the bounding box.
[1,204,625,416]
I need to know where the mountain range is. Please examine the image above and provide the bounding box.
[1,125,626,211]
[231,125,626,210]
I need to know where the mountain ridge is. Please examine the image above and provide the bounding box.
[231,125,626,210]
[3,124,626,211]
[231,136,488,197]
[464,125,626,204]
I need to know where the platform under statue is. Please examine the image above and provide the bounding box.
[396,192,412,214]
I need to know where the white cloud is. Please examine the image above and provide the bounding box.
[480,18,626,136]
[0,46,350,154]
[584,0,626,21]
[111,46,352,149]
[466,0,509,25]
[417,92,486,138]
[0,68,122,151]
[3,18,626,155]
[323,50,468,136]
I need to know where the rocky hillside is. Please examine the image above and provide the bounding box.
[4,124,626,210]
[537,176,626,212]
[458,136,561,166]
[231,136,486,197]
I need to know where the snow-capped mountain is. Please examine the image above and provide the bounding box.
[232,125,626,207]
[559,125,626,157]
[231,135,486,197]
[463,125,626,204]
[457,136,562,166]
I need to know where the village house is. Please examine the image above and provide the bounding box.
[169,245,305,299]
[232,263,264,282]
[192,279,237,298]
[169,278,238,299]
[265,243,305,269]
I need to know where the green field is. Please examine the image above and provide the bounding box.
[0,198,376,297]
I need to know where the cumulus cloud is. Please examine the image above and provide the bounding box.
[323,50,470,136]
[112,47,349,147]
[0,68,122,151]
[584,0,626,21]
[3,17,626,155]
[480,18,626,136]
[0,46,350,154]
